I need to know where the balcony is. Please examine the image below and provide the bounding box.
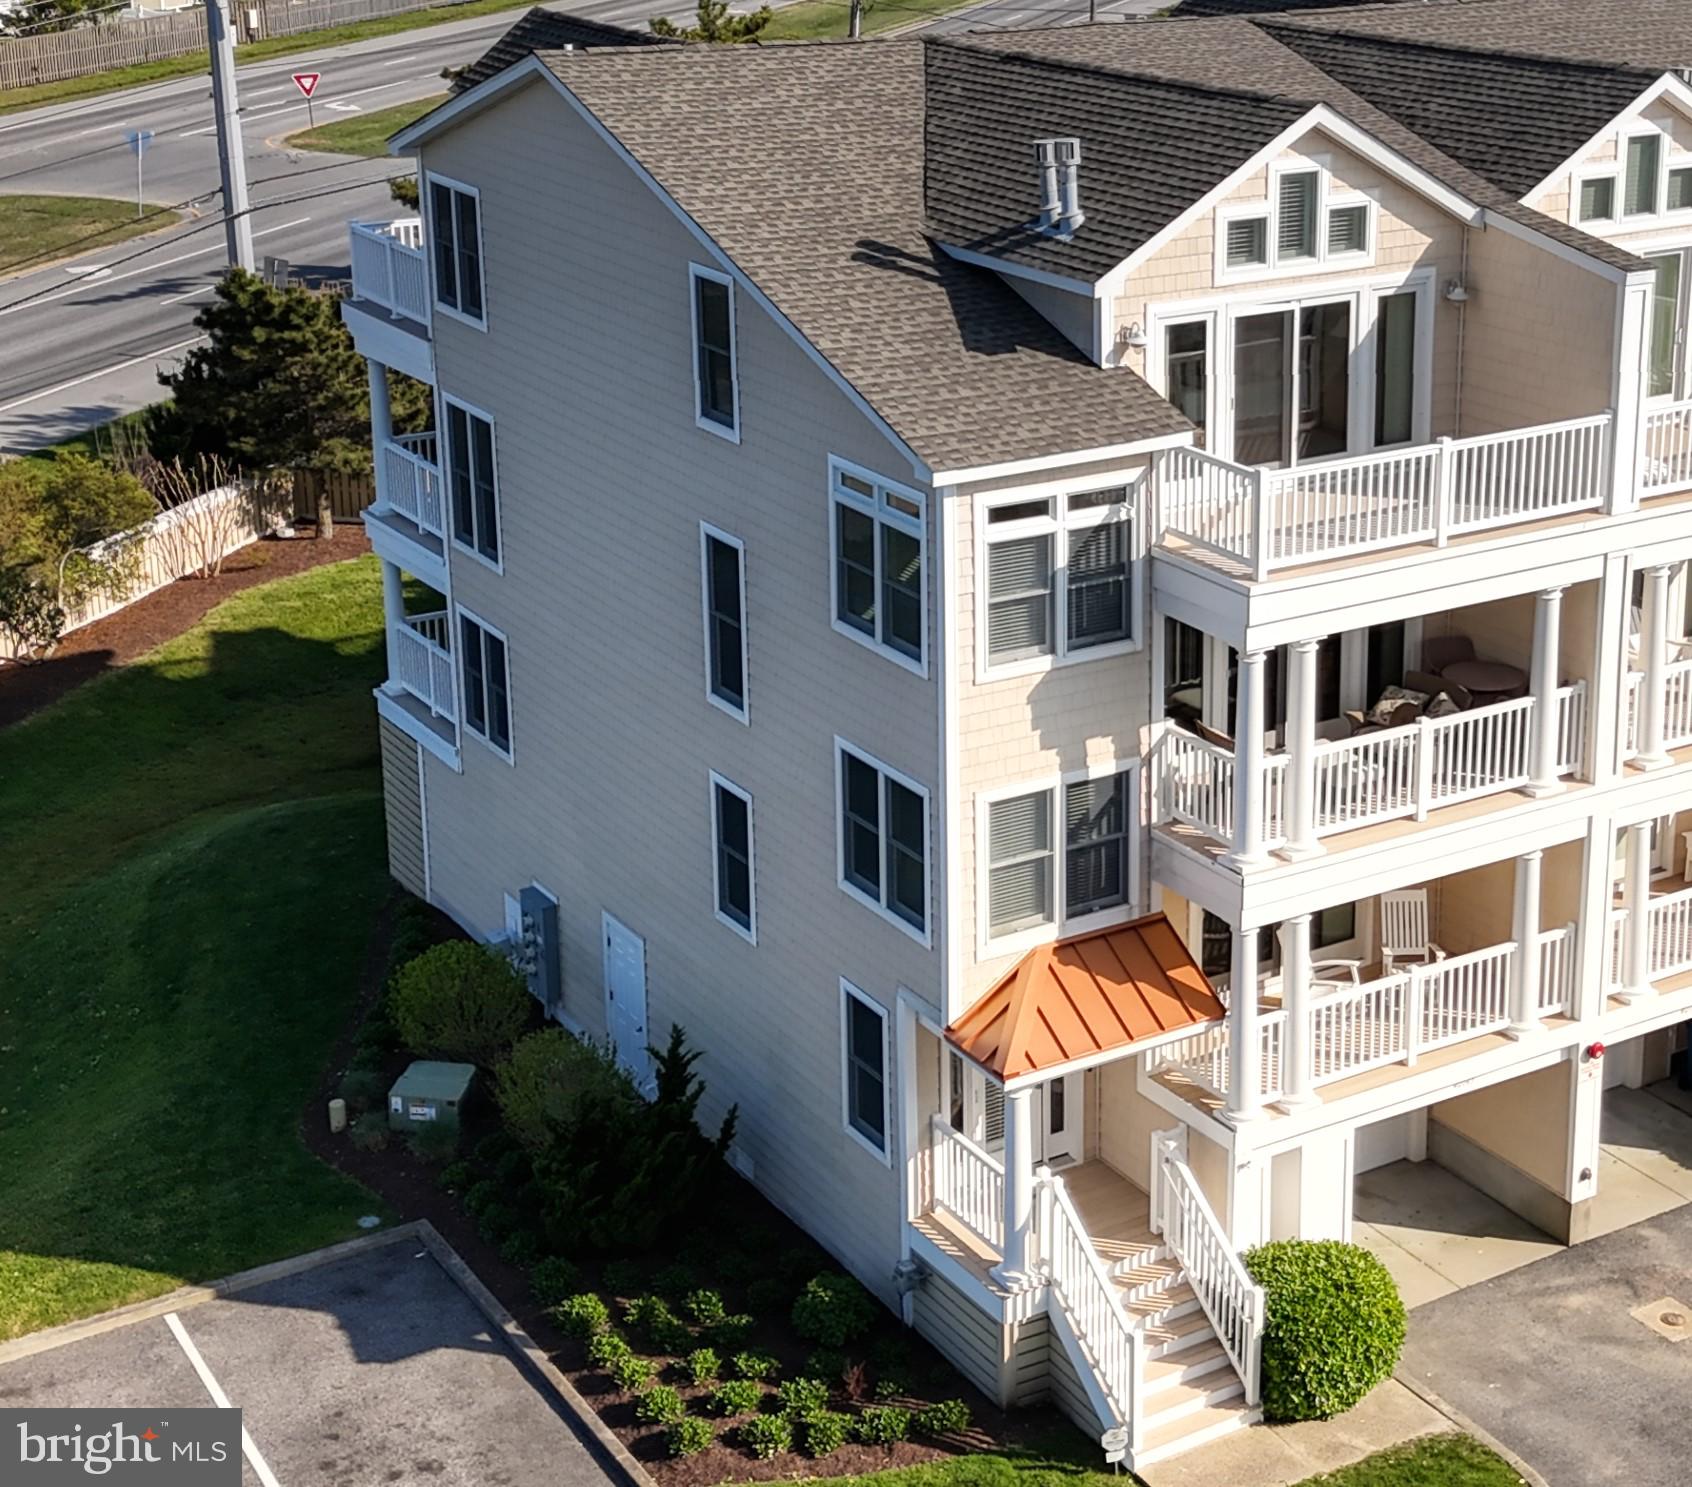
[349,218,431,325]
[379,431,444,538]
[391,609,455,724]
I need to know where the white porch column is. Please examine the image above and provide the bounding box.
[1527,587,1566,795]
[1508,849,1544,1036]
[381,557,404,683]
[1284,639,1323,858]
[992,1086,1036,1285]
[1622,821,1656,1001]
[1636,564,1673,768]
[1224,928,1263,1125]
[367,357,393,505]
[1229,649,1271,867]
[1277,914,1319,1109]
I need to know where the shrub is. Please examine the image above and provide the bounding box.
[708,1314,754,1352]
[684,1288,727,1326]
[635,1384,686,1424]
[665,1416,715,1457]
[603,1259,647,1297]
[390,941,529,1068]
[625,1295,692,1353]
[805,1349,846,1384]
[475,1128,519,1166]
[841,1359,870,1403]
[439,1160,474,1193]
[499,1230,539,1267]
[738,1413,791,1459]
[709,1379,762,1416]
[731,1350,778,1382]
[553,1293,610,1339]
[652,1263,700,1301]
[337,1068,388,1113]
[587,1331,633,1369]
[496,1028,605,1152]
[684,1347,721,1386]
[529,1256,582,1309]
[348,1111,388,1152]
[775,1377,829,1419]
[1244,1240,1407,1423]
[916,1399,971,1436]
[463,1180,499,1217]
[852,1406,912,1447]
[612,1354,656,1392]
[801,1410,848,1457]
[746,1276,789,1314]
[791,1274,876,1347]
[493,1145,531,1187]
[409,1122,458,1163]
[477,1203,518,1245]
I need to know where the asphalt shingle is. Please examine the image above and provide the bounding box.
[450,7,668,96]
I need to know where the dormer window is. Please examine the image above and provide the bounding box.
[1216,161,1374,282]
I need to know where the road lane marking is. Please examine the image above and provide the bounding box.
[163,1312,283,1487]
[0,335,204,414]
[180,76,413,135]
[161,283,213,305]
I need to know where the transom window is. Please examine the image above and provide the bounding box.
[1217,162,1373,279]
[710,773,755,941]
[982,485,1136,670]
[838,742,928,940]
[458,609,511,757]
[831,460,925,672]
[841,981,889,1159]
[444,398,499,564]
[700,525,747,719]
[690,265,738,438]
[428,177,484,323]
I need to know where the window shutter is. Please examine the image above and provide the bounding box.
[983,1081,1005,1149]
[1277,172,1318,259]
[1226,216,1266,268]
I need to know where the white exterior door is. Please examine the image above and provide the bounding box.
[1034,1072,1083,1168]
[602,912,649,1086]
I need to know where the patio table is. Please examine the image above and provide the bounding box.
[1441,658,1528,703]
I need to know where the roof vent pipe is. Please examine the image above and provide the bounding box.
[1035,139,1061,227]
[1034,137,1084,236]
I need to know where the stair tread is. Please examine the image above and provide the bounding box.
[1142,1373,1244,1420]
[1114,1257,1183,1288]
[1143,1308,1215,1346]
[1142,1399,1257,1452]
[1122,1283,1196,1317]
[1144,1337,1228,1380]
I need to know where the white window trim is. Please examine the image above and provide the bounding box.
[834,737,932,948]
[423,170,488,331]
[1572,165,1621,227]
[440,391,503,574]
[699,522,749,723]
[974,471,1144,683]
[1569,119,1692,230]
[689,263,741,443]
[708,770,757,945]
[839,978,893,1165]
[1621,124,1669,224]
[1214,158,1379,286]
[828,455,929,679]
[454,601,514,763]
[975,762,1143,960]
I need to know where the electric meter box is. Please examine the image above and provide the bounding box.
[387,1060,475,1134]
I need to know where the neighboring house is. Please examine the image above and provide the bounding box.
[340,0,1692,1468]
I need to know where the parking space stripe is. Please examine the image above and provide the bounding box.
[163,1312,284,1487]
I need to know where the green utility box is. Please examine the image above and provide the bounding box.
[387,1060,475,1135]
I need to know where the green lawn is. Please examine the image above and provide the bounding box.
[0,195,179,276]
[761,0,979,41]
[0,555,395,1339]
[286,93,446,157]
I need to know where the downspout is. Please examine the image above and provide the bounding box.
[1453,224,1470,437]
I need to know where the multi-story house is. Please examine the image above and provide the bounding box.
[340,1,1692,1468]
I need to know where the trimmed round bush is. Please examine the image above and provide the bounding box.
[529,1256,583,1309]
[791,1274,875,1347]
[390,941,529,1068]
[665,1416,715,1457]
[730,1350,777,1382]
[496,1027,606,1152]
[553,1292,610,1339]
[916,1399,971,1437]
[775,1377,829,1418]
[635,1384,686,1424]
[801,1410,848,1457]
[851,1405,911,1446]
[587,1331,633,1369]
[684,1347,721,1386]
[709,1379,762,1416]
[1244,1240,1407,1422]
[612,1353,657,1393]
[738,1413,791,1459]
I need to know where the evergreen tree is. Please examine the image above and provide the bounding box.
[650,0,773,42]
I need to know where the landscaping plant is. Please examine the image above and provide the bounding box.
[552,1293,610,1339]
[792,1272,876,1347]
[634,1384,686,1424]
[664,1416,715,1458]
[708,1379,762,1416]
[801,1409,849,1457]
[852,1405,913,1446]
[730,1350,778,1381]
[917,1399,971,1436]
[684,1347,721,1386]
[611,1354,656,1393]
[495,1028,610,1152]
[389,941,529,1068]
[528,1256,582,1308]
[738,1413,792,1459]
[1244,1239,1407,1422]
[587,1331,633,1369]
[775,1377,830,1418]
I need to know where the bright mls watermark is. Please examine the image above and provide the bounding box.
[1,1410,239,1484]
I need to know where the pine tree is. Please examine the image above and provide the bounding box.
[650,0,773,42]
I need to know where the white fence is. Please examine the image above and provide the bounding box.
[928,1115,1004,1251]
[349,220,430,324]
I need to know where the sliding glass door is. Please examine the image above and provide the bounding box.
[1231,300,1353,467]
[1648,251,1689,402]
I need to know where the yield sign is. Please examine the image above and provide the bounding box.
[291,72,321,100]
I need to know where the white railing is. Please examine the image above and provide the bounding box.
[1421,695,1535,812]
[1648,886,1692,980]
[1609,906,1629,990]
[349,218,431,324]
[1538,923,1577,1016]
[1556,681,1589,771]
[392,611,455,721]
[1155,726,1287,852]
[1641,398,1692,496]
[1150,1131,1263,1407]
[1312,726,1419,833]
[379,430,444,537]
[1308,974,1410,1082]
[1152,1022,1232,1097]
[929,1115,1004,1251]
[1156,413,1612,575]
[1660,660,1692,751]
[1414,942,1514,1055]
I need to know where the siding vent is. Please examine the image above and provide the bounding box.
[1034,137,1085,236]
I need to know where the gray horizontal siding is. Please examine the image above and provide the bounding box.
[1010,1311,1050,1405]
[379,719,426,896]
[1047,1320,1106,1440]
[912,1271,1004,1403]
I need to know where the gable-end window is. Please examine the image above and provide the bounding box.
[1672,167,1692,213]
[429,178,484,323]
[690,265,738,438]
[841,981,889,1159]
[1627,134,1663,216]
[1277,170,1319,260]
[700,525,747,719]
[458,608,511,757]
[1326,203,1369,256]
[838,741,928,941]
[831,460,926,672]
[1220,167,1371,279]
[444,398,499,564]
[710,772,755,941]
[1226,216,1267,269]
[1579,175,1618,223]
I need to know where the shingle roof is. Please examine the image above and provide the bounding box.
[450,7,668,96]
[924,39,1311,282]
[539,42,1192,474]
[1263,23,1659,196]
[1168,0,1418,16]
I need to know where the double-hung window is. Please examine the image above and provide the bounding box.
[840,981,889,1160]
[457,608,511,757]
[982,485,1135,672]
[690,265,738,438]
[700,525,747,719]
[831,460,925,671]
[444,398,499,564]
[429,177,484,323]
[710,773,755,942]
[838,742,928,940]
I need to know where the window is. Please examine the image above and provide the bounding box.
[1649,252,1686,399]
[1226,217,1267,269]
[710,773,755,941]
[838,742,928,939]
[1218,165,1372,279]
[987,791,1053,937]
[831,461,925,671]
[1579,176,1617,223]
[1277,170,1319,261]
[1234,302,1351,465]
[429,177,484,322]
[982,486,1136,671]
[1374,291,1417,446]
[1201,905,1358,985]
[1627,134,1662,216]
[1672,167,1692,213]
[1327,203,1368,255]
[444,399,498,564]
[841,982,889,1158]
[700,526,747,719]
[1065,773,1130,916]
[1165,321,1209,442]
[690,266,738,437]
[458,609,511,756]
[983,771,1135,944]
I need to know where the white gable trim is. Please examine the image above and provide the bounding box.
[1523,71,1692,204]
[392,55,933,481]
[931,429,1191,487]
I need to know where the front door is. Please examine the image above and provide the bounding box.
[1034,1072,1083,1168]
[602,912,649,1087]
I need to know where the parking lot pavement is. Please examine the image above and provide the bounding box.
[0,1236,627,1487]
[1401,1201,1692,1487]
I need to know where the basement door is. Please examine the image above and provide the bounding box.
[602,912,649,1088]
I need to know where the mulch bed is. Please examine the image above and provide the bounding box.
[302,904,1082,1486]
[0,523,371,729]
